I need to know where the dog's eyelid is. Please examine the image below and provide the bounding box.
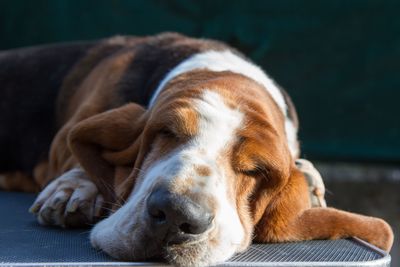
[158,127,193,140]
[158,127,178,139]
[240,169,259,176]
[238,164,267,177]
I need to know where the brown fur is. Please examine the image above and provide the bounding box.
[0,172,39,192]
[2,33,393,255]
[53,68,397,251]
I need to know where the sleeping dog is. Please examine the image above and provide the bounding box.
[0,32,393,266]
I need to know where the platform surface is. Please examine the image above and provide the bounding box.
[0,191,391,266]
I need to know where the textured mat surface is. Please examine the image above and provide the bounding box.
[0,191,390,266]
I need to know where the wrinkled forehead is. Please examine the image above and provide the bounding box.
[151,89,244,140]
[193,90,243,137]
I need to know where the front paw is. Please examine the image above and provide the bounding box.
[29,168,104,228]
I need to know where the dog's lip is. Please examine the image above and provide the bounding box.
[92,219,216,264]
[162,238,210,267]
[163,231,202,246]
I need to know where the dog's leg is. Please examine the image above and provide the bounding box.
[0,160,53,193]
[29,167,104,228]
[45,124,77,184]
[292,207,394,251]
[255,167,394,252]
[0,171,39,192]
[31,100,112,227]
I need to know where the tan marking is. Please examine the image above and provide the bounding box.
[170,176,195,194]
[195,165,211,177]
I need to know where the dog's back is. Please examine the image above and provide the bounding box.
[0,42,95,173]
[0,33,232,177]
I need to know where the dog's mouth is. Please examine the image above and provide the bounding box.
[159,225,216,266]
[140,225,214,266]
[90,201,246,266]
[91,219,214,266]
[110,236,210,267]
[90,178,246,266]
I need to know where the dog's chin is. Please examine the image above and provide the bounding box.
[163,240,210,267]
[93,237,211,266]
[91,223,210,266]
[90,221,155,261]
[92,231,212,266]
[90,215,239,266]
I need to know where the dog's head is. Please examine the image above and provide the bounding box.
[69,71,293,266]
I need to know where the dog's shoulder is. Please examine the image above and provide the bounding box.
[56,33,236,122]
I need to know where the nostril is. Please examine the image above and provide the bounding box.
[147,189,170,224]
[178,213,214,235]
[179,223,192,234]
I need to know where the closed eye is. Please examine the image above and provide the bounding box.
[159,127,176,138]
[158,127,192,142]
[239,165,269,179]
[240,169,260,177]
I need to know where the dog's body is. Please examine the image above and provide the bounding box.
[0,33,393,266]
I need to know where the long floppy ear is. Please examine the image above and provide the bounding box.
[238,122,294,225]
[68,103,147,203]
[242,125,292,190]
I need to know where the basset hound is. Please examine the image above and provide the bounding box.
[0,32,393,266]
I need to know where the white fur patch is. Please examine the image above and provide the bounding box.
[285,119,299,158]
[91,90,246,264]
[149,50,286,115]
[149,50,299,157]
[189,90,246,262]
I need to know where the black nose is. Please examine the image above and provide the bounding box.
[147,188,213,241]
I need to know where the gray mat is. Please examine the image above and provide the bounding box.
[0,191,390,266]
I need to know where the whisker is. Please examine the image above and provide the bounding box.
[97,178,124,208]
[99,206,117,213]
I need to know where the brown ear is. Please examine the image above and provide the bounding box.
[252,167,311,239]
[68,103,147,203]
[240,124,293,190]
[242,128,294,225]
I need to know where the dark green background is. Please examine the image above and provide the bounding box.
[1,0,399,162]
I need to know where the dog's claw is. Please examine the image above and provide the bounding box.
[66,198,80,213]
[29,203,40,214]
[94,194,104,218]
